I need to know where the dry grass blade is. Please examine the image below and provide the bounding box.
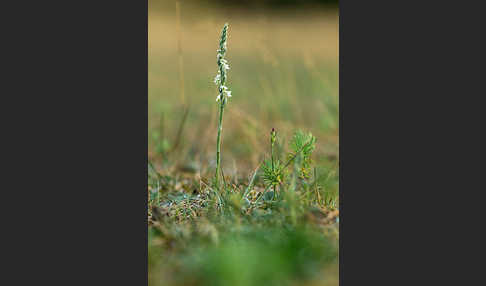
[242,162,261,199]
[171,104,190,153]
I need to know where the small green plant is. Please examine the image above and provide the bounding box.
[214,23,232,188]
[261,128,282,200]
[288,129,316,179]
[262,129,316,200]
[262,158,284,187]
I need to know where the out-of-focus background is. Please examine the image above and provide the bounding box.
[149,1,339,285]
[149,0,338,173]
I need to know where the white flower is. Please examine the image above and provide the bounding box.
[214,24,231,104]
[219,85,228,93]
[214,74,221,85]
[215,85,232,101]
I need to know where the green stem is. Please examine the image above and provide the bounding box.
[283,140,313,169]
[271,143,274,171]
[215,101,225,188]
[271,139,276,200]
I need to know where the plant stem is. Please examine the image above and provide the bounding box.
[214,23,229,189]
[271,136,276,200]
[215,101,225,188]
[283,140,313,169]
[271,141,274,171]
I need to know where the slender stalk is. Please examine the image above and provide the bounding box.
[213,23,231,188]
[215,102,224,187]
[283,140,313,169]
[270,128,276,200]
[271,136,274,171]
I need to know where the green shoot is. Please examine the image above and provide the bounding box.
[214,23,231,188]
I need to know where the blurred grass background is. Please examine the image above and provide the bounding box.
[149,1,339,285]
[149,0,338,173]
